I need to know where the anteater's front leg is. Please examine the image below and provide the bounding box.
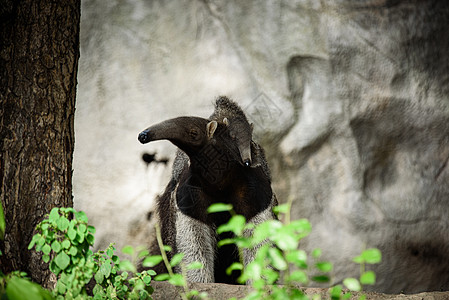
[175,211,216,283]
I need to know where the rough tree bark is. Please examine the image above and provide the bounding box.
[0,0,80,287]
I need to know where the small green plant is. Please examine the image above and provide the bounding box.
[208,202,382,300]
[330,247,382,300]
[90,243,155,299]
[208,202,332,299]
[28,207,96,298]
[28,207,156,299]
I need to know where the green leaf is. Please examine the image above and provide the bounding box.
[68,227,77,240]
[268,247,287,270]
[170,253,184,267]
[42,254,50,263]
[273,227,298,251]
[57,217,70,231]
[255,244,270,261]
[87,225,96,234]
[226,262,243,275]
[101,261,112,278]
[312,248,322,259]
[51,240,61,253]
[168,274,186,286]
[343,278,361,291]
[61,239,71,249]
[42,244,51,255]
[315,261,333,273]
[68,246,77,256]
[106,247,114,257]
[94,270,104,284]
[142,275,152,285]
[49,207,60,222]
[207,203,233,213]
[122,245,134,255]
[312,275,330,283]
[187,290,199,298]
[270,286,289,299]
[49,261,61,276]
[352,255,364,264]
[6,276,45,300]
[75,211,88,223]
[154,273,170,281]
[290,289,307,300]
[112,255,120,264]
[285,249,307,268]
[361,248,382,264]
[289,219,312,238]
[142,255,163,268]
[186,261,203,270]
[217,238,236,247]
[54,252,70,270]
[86,233,95,245]
[262,267,279,284]
[37,236,45,246]
[360,271,376,285]
[329,285,343,300]
[76,232,84,243]
[272,203,290,214]
[163,245,172,252]
[251,220,282,245]
[119,260,136,273]
[243,261,262,281]
[288,270,308,284]
[28,235,38,250]
[61,207,75,214]
[78,223,87,234]
[49,260,61,275]
[217,215,246,235]
[138,249,149,258]
[342,292,353,300]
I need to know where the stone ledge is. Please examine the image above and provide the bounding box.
[151,282,449,299]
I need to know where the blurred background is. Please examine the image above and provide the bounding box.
[73,0,449,293]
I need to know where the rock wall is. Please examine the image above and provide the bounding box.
[74,0,449,293]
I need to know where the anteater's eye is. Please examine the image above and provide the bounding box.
[190,129,198,139]
[230,133,236,140]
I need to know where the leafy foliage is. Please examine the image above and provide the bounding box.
[0,202,381,300]
[27,207,155,299]
[209,202,382,300]
[0,271,53,300]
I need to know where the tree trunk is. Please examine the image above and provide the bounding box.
[0,0,80,288]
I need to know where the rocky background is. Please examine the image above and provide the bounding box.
[74,0,449,294]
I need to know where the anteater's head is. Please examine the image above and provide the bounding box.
[138,116,241,164]
[213,96,254,167]
[222,117,253,167]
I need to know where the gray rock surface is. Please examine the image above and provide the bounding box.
[74,0,449,293]
[151,282,449,300]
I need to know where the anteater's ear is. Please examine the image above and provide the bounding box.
[223,117,229,126]
[206,121,218,139]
